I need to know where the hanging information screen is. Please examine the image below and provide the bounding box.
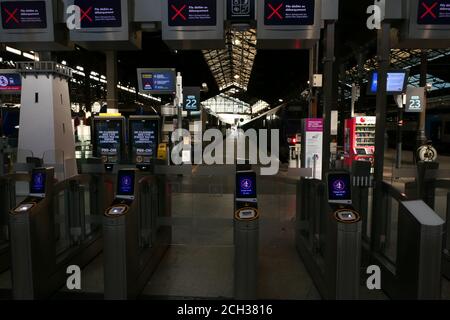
[417,0,450,25]
[168,0,216,26]
[0,71,21,94]
[368,70,408,95]
[137,68,176,95]
[264,0,314,26]
[1,1,47,29]
[74,0,122,28]
[129,118,159,164]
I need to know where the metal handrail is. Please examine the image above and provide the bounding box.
[381,181,408,202]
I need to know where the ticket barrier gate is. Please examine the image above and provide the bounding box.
[9,168,104,299]
[0,173,30,273]
[296,171,362,299]
[103,169,171,299]
[234,169,259,300]
[370,182,444,299]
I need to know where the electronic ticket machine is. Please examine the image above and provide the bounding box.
[128,116,160,172]
[326,171,362,300]
[93,116,126,172]
[234,169,259,300]
[9,168,55,299]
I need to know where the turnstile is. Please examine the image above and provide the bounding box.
[103,169,171,299]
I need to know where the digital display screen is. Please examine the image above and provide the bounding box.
[117,171,135,196]
[417,0,450,25]
[328,173,351,203]
[368,71,408,95]
[236,171,257,199]
[74,0,122,28]
[140,70,175,94]
[0,72,21,93]
[168,0,217,26]
[130,119,159,163]
[183,87,201,111]
[1,1,47,29]
[94,119,123,159]
[264,0,314,26]
[227,0,255,21]
[30,171,46,195]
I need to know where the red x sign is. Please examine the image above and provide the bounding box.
[171,4,187,21]
[420,1,438,19]
[80,6,93,22]
[4,8,19,24]
[267,3,283,20]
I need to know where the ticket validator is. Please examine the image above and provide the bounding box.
[234,169,259,300]
[326,171,362,299]
[9,167,55,299]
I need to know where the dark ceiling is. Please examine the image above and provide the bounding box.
[56,0,385,106]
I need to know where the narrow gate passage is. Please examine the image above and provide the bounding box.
[143,167,319,299]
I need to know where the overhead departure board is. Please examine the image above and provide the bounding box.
[264,0,314,26]
[168,0,216,26]
[74,0,122,28]
[1,1,47,29]
[417,0,450,25]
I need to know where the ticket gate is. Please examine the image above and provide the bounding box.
[296,171,362,299]
[326,172,362,299]
[9,168,104,299]
[103,169,171,299]
[234,169,259,300]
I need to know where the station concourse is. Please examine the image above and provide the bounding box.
[0,0,449,302]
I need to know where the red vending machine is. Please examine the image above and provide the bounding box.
[344,116,376,167]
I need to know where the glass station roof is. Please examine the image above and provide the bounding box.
[202,29,257,92]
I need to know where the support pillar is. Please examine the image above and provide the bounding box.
[106,51,118,112]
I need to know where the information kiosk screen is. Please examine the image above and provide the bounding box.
[327,172,352,204]
[94,119,123,160]
[236,171,257,199]
[367,70,408,95]
[30,170,46,197]
[74,0,122,28]
[130,118,159,162]
[1,1,47,29]
[117,170,135,198]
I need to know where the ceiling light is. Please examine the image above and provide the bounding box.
[234,75,240,79]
